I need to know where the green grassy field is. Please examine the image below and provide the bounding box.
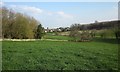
[2,38,118,70]
[43,32,72,40]
[43,35,72,40]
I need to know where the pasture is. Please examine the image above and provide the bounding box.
[2,38,118,70]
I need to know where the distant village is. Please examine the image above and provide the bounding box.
[44,27,70,33]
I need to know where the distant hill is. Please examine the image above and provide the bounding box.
[86,20,120,30]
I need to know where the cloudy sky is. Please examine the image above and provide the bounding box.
[1,2,118,28]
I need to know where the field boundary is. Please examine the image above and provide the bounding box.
[1,39,68,42]
[41,39,68,41]
[1,39,37,41]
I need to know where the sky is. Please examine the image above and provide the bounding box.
[1,1,118,28]
[2,0,120,2]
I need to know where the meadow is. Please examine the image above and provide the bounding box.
[43,32,72,40]
[2,37,118,70]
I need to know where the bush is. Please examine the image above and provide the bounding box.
[69,30,92,42]
[80,31,92,41]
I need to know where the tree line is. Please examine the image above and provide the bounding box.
[70,20,119,31]
[69,20,120,41]
[1,7,44,39]
[50,20,119,33]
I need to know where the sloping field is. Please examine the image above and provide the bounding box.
[2,39,118,70]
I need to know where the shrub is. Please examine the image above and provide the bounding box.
[69,30,92,42]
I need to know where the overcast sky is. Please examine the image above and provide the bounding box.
[1,1,118,28]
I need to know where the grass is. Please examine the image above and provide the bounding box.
[93,37,119,44]
[43,35,72,40]
[2,38,118,70]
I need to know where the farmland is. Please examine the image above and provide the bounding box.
[1,2,119,71]
[2,37,118,70]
